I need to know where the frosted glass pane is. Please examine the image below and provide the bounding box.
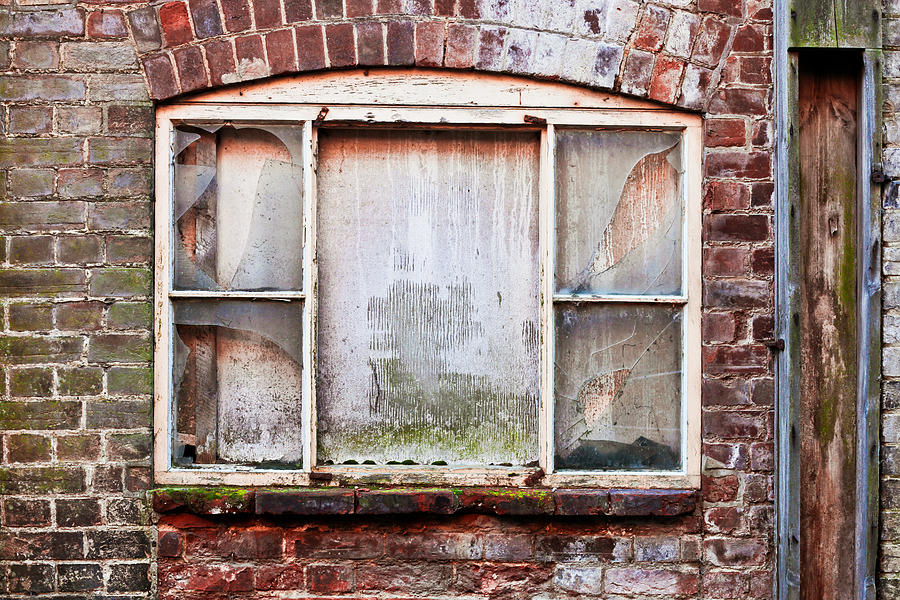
[316,129,541,466]
[173,124,303,291]
[172,300,303,466]
[554,304,682,470]
[555,129,683,295]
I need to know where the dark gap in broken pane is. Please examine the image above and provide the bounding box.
[554,303,682,471]
[315,128,541,467]
[172,300,303,467]
[555,129,684,296]
[173,123,303,292]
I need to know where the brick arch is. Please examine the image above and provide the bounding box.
[124,0,756,109]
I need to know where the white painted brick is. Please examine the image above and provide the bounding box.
[531,32,567,79]
[886,212,900,242]
[560,37,600,84]
[553,566,605,595]
[884,312,900,344]
[590,42,624,89]
[542,0,578,32]
[665,10,699,59]
[885,347,900,377]
[604,0,641,43]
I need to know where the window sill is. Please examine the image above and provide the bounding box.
[152,486,697,518]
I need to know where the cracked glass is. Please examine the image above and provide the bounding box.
[173,124,303,292]
[555,129,683,296]
[172,300,304,466]
[315,128,541,467]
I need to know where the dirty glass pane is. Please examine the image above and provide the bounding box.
[172,300,303,466]
[172,124,303,292]
[555,129,683,296]
[554,303,682,470]
[316,129,541,466]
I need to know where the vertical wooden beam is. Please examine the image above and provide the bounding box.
[789,0,881,49]
[796,51,860,600]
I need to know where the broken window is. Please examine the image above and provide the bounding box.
[155,81,701,487]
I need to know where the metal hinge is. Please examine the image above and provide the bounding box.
[763,338,785,352]
[872,163,887,184]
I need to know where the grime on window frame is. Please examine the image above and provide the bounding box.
[153,71,702,489]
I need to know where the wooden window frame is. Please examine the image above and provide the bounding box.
[153,70,702,489]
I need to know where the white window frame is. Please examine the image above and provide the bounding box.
[153,69,702,489]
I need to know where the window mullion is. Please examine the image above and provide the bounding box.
[539,123,556,475]
[301,120,317,473]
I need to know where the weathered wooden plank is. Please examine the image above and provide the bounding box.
[797,51,860,600]
[789,0,881,48]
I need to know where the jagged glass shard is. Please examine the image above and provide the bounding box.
[173,124,303,292]
[316,128,541,466]
[555,129,683,296]
[554,303,682,471]
[172,300,303,466]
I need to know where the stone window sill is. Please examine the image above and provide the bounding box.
[152,487,697,517]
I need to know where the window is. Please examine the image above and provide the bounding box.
[154,71,702,488]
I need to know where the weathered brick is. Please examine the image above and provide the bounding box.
[57,106,103,135]
[12,41,60,70]
[606,566,700,595]
[159,1,194,46]
[59,168,104,198]
[8,303,53,332]
[107,367,153,395]
[693,16,731,67]
[536,534,629,562]
[159,563,253,591]
[633,4,671,52]
[0,400,81,430]
[108,433,151,461]
[357,489,459,514]
[7,433,52,461]
[255,563,305,590]
[221,0,252,32]
[142,53,179,99]
[57,434,101,461]
[233,34,268,80]
[8,8,85,37]
[55,301,104,330]
[61,42,137,70]
[0,137,82,168]
[175,45,209,92]
[9,107,52,134]
[9,236,54,265]
[620,48,654,96]
[58,367,104,395]
[188,0,222,39]
[87,10,127,38]
[356,562,452,593]
[4,498,51,527]
[265,28,297,75]
[386,532,482,560]
[88,333,152,363]
[1,201,85,232]
[356,21,384,66]
[703,410,765,440]
[58,563,103,592]
[88,137,153,165]
[258,489,355,515]
[386,20,415,66]
[0,466,86,493]
[107,104,154,135]
[9,368,54,397]
[326,22,355,67]
[1,334,84,362]
[284,0,313,22]
[476,25,506,71]
[704,537,767,566]
[6,563,55,593]
[128,7,163,52]
[553,565,604,595]
[109,563,152,592]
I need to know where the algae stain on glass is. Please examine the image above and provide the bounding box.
[316,129,541,466]
[171,124,304,467]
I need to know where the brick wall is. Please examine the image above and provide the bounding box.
[0,0,777,598]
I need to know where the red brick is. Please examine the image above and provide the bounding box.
[346,0,374,17]
[751,120,771,146]
[703,378,750,407]
[4,498,51,527]
[709,88,770,116]
[704,570,751,598]
[142,53,179,99]
[648,55,685,104]
[704,279,769,309]
[386,20,415,66]
[456,563,553,594]
[751,247,774,277]
[633,5,671,52]
[188,0,223,38]
[158,531,182,557]
[620,49,654,96]
[408,0,430,15]
[705,151,771,179]
[703,310,738,341]
[317,0,343,18]
[706,118,746,147]
[704,442,750,469]
[255,563,304,590]
[703,345,769,375]
[308,564,353,593]
[416,21,445,67]
[221,0,252,33]
[705,506,744,533]
[254,0,282,28]
[751,181,774,207]
[295,531,382,559]
[457,0,479,18]
[266,28,297,75]
[356,21,384,66]
[357,489,458,514]
[733,23,767,53]
[325,23,355,67]
[128,7,162,52]
[174,45,208,92]
[698,0,744,17]
[608,489,697,516]
[159,563,253,592]
[704,537,767,566]
[606,567,700,596]
[702,474,740,502]
[284,0,313,22]
[203,39,236,86]
[158,2,193,47]
[692,16,731,67]
[357,563,452,593]
[704,410,765,440]
[434,0,454,16]
[87,10,126,38]
[707,214,769,242]
[751,377,774,407]
[741,56,771,84]
[445,23,477,69]
[704,181,750,211]
[752,314,774,341]
[376,0,403,14]
[751,441,774,471]
[235,34,266,73]
[704,244,750,277]
[296,25,326,71]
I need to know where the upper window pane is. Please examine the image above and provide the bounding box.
[555,129,683,296]
[315,128,541,467]
[173,124,303,291]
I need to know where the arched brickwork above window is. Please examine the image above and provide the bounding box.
[124,0,770,109]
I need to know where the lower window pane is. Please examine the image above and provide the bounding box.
[172,300,303,467]
[315,128,541,467]
[554,303,682,471]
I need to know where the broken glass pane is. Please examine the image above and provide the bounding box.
[172,300,303,466]
[554,303,682,470]
[555,129,683,296]
[173,124,303,292]
[316,128,541,466]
